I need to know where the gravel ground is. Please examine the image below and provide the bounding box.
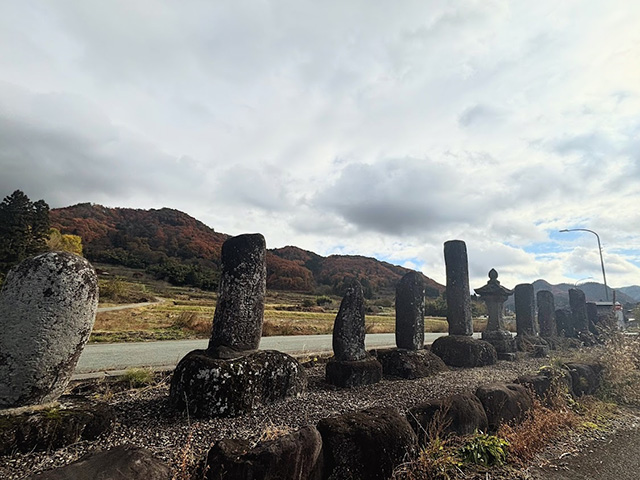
[0,356,574,479]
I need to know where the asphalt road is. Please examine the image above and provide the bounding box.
[74,332,477,377]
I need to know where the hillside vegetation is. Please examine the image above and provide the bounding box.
[51,203,444,298]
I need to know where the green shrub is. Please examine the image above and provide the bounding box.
[458,433,509,467]
[315,295,333,306]
[119,368,155,388]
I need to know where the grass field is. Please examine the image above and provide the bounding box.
[91,264,494,343]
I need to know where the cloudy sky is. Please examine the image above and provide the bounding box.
[1,0,639,289]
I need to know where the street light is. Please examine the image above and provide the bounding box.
[559,228,609,300]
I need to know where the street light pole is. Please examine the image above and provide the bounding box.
[559,228,609,300]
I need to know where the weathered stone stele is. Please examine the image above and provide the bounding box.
[208,233,266,357]
[568,288,589,335]
[0,252,98,408]
[474,269,516,356]
[170,233,306,417]
[514,283,537,336]
[444,240,472,336]
[395,271,425,350]
[537,290,558,337]
[326,281,382,388]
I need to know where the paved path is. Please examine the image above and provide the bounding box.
[74,332,479,377]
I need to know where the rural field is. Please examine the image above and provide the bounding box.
[93,264,493,343]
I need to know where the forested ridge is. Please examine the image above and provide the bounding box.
[51,203,444,297]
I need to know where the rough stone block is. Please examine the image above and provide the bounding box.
[169,349,307,418]
[407,392,488,443]
[201,426,323,480]
[497,352,517,362]
[475,383,533,431]
[431,335,497,368]
[317,407,417,480]
[515,367,573,403]
[26,444,172,480]
[564,363,603,397]
[373,348,448,379]
[325,356,382,388]
[481,330,516,354]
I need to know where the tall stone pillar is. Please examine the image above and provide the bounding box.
[444,240,473,336]
[395,271,425,350]
[568,288,589,335]
[537,290,557,337]
[514,283,537,336]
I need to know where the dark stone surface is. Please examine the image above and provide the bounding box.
[317,406,417,480]
[201,426,323,480]
[515,283,538,336]
[555,308,573,337]
[395,271,425,350]
[208,234,266,355]
[586,302,599,335]
[498,352,517,361]
[569,288,589,335]
[515,334,549,353]
[564,363,603,397]
[0,399,114,455]
[431,335,497,368]
[515,367,573,403]
[475,383,533,431]
[332,281,367,361]
[444,240,473,336]
[474,268,513,333]
[407,392,488,443]
[0,252,98,408]
[373,348,448,379]
[27,444,172,480]
[537,290,558,337]
[170,349,307,418]
[325,356,382,388]
[481,329,516,354]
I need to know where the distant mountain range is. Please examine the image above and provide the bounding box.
[51,203,444,298]
[503,280,639,310]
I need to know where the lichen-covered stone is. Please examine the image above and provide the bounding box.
[325,356,382,388]
[407,392,488,443]
[475,383,533,431]
[201,426,323,480]
[317,407,417,480]
[481,330,516,354]
[444,240,473,336]
[537,290,557,337]
[564,362,603,397]
[569,288,589,335]
[395,271,425,350]
[332,281,367,361]
[0,252,98,408]
[515,283,538,336]
[431,335,497,368]
[0,399,114,455]
[169,349,307,418]
[373,348,447,379]
[208,233,266,356]
[26,444,172,480]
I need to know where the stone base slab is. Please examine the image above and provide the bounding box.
[482,330,516,354]
[169,349,307,418]
[431,335,497,368]
[325,356,382,388]
[372,348,448,379]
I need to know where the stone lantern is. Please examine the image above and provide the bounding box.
[474,269,516,358]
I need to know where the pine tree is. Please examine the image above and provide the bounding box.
[0,190,51,273]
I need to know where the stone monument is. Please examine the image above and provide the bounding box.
[514,283,548,355]
[374,272,448,379]
[568,288,590,335]
[326,281,382,387]
[431,240,496,368]
[474,269,516,360]
[170,234,307,417]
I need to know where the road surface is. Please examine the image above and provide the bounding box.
[74,332,479,377]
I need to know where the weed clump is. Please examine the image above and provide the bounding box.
[119,368,155,389]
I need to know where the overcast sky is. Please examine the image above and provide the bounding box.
[1,1,639,290]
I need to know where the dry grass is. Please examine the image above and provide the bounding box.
[594,331,640,406]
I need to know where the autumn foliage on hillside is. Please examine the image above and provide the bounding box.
[51,204,444,296]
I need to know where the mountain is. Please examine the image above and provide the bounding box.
[618,286,640,302]
[51,204,444,297]
[503,279,637,310]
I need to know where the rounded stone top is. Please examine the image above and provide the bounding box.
[488,268,498,281]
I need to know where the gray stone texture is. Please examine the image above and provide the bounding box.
[514,283,538,336]
[475,383,534,431]
[373,348,448,380]
[208,233,266,356]
[481,330,516,354]
[395,271,425,350]
[430,335,497,368]
[27,444,172,480]
[0,252,98,408]
[569,288,589,334]
[475,269,515,354]
[555,308,572,337]
[586,302,599,335]
[537,290,558,337]
[325,357,382,388]
[444,240,473,336]
[317,407,417,480]
[201,426,323,480]
[169,349,307,418]
[332,281,367,361]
